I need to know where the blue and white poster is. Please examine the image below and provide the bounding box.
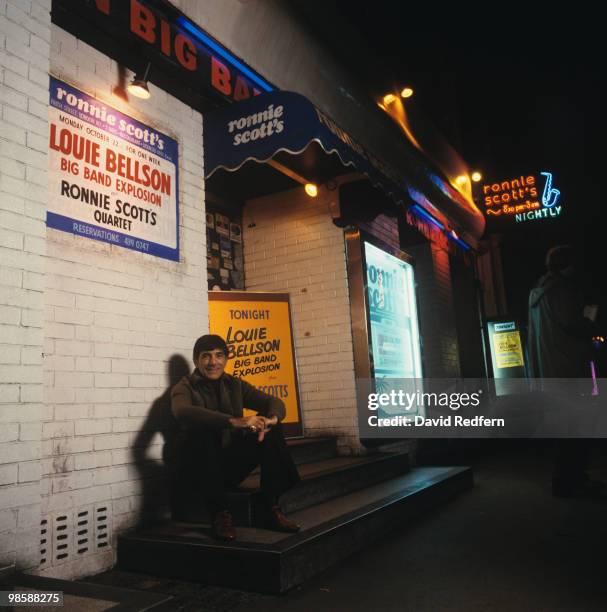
[47,77,179,261]
[364,242,422,380]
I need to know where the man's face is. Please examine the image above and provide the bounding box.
[196,348,227,380]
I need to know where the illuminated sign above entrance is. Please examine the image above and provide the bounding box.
[53,0,274,106]
[480,171,562,225]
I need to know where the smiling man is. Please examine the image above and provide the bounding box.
[170,334,301,540]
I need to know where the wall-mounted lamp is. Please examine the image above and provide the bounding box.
[128,63,152,99]
[455,175,468,186]
[266,158,319,198]
[382,93,397,105]
[304,183,318,198]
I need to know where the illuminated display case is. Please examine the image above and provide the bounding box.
[364,241,423,380]
[346,229,424,388]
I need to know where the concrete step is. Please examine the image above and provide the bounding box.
[247,450,410,518]
[286,437,338,465]
[118,466,473,593]
[179,451,409,526]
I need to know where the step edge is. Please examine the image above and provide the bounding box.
[119,466,472,554]
[276,466,472,553]
[276,467,473,592]
[240,452,409,491]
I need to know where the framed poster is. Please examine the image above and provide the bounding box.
[208,291,303,437]
[215,213,230,236]
[363,241,422,380]
[47,77,179,261]
[230,222,242,242]
[346,230,424,430]
[486,319,526,397]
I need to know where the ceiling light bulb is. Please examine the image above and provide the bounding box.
[304,183,318,198]
[383,93,397,105]
[400,87,414,98]
[455,175,467,186]
[471,171,482,182]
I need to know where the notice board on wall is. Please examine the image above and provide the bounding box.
[47,76,179,261]
[208,292,303,438]
[206,206,244,290]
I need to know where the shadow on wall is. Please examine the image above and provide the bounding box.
[131,354,190,525]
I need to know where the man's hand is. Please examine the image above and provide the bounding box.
[256,415,278,441]
[229,415,278,441]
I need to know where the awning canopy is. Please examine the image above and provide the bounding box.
[204,90,408,205]
[203,91,484,244]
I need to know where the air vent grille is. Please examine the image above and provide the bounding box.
[40,502,112,567]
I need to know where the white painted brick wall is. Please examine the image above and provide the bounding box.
[243,186,362,454]
[0,0,50,572]
[2,21,207,579]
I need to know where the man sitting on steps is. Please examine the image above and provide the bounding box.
[170,334,301,540]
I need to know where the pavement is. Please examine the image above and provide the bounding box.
[231,440,607,612]
[7,440,607,611]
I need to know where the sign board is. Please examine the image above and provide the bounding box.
[480,171,563,227]
[208,292,303,437]
[487,319,526,395]
[491,323,524,369]
[47,77,179,260]
[52,0,273,105]
[203,90,407,200]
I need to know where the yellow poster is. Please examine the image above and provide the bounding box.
[493,331,524,369]
[208,292,302,436]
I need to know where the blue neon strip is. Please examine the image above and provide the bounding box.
[448,234,471,251]
[176,17,274,93]
[410,204,445,230]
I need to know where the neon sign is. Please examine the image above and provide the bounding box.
[540,172,560,207]
[480,171,562,224]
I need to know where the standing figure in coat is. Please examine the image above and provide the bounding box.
[528,245,600,497]
[171,334,301,539]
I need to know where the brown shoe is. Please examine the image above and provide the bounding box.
[213,510,236,540]
[269,506,301,533]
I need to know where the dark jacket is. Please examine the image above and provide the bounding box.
[528,272,594,378]
[170,369,286,432]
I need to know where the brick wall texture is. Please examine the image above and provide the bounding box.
[243,186,362,455]
[0,0,51,573]
[406,242,461,378]
[1,8,207,577]
[358,213,400,250]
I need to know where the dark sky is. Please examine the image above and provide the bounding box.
[293,2,605,324]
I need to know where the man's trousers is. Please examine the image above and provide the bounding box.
[174,422,300,516]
